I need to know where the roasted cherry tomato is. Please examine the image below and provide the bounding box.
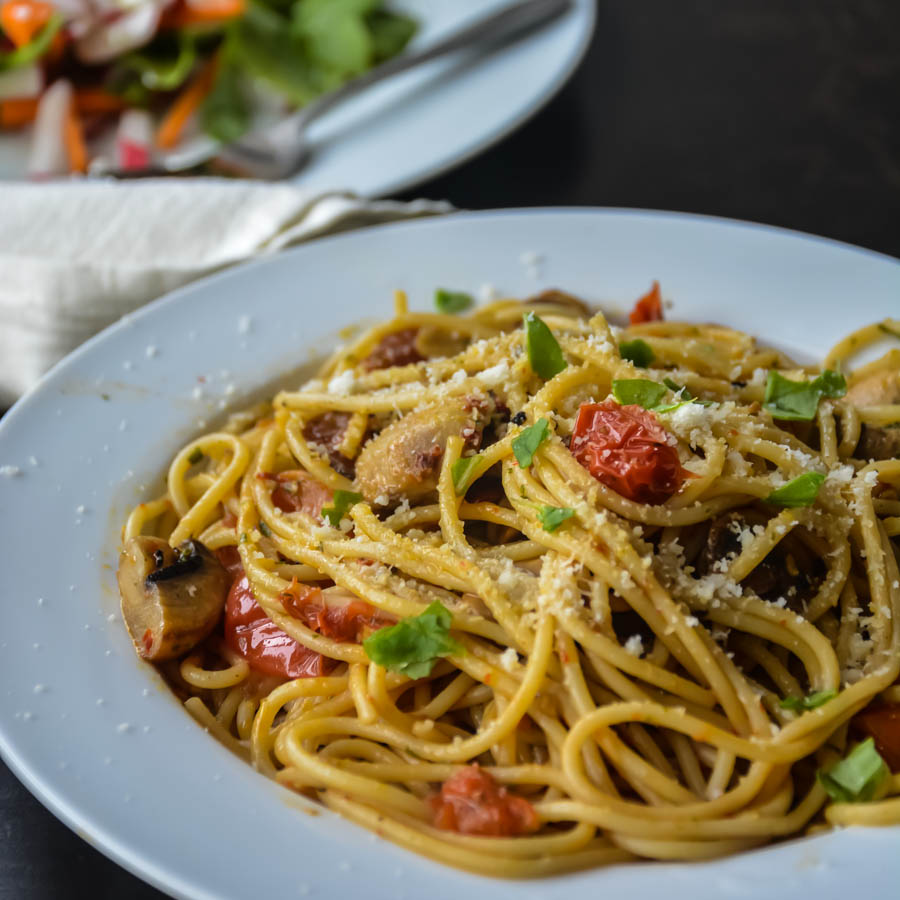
[224,575,326,679]
[431,765,539,836]
[854,704,900,771]
[628,280,664,324]
[571,400,686,504]
[257,470,333,519]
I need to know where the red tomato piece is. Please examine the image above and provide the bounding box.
[257,470,333,519]
[571,400,686,504]
[214,545,243,578]
[628,280,664,324]
[224,575,327,679]
[362,327,424,371]
[854,705,900,771]
[431,765,539,836]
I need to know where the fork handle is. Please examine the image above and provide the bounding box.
[295,0,574,128]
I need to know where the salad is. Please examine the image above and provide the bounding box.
[0,0,417,176]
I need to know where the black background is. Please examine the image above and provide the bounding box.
[2,2,899,897]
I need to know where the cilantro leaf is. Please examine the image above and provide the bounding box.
[765,472,825,508]
[779,689,836,712]
[524,312,567,379]
[619,338,654,368]
[363,601,462,678]
[817,738,889,803]
[366,9,417,61]
[537,505,574,532]
[435,289,474,314]
[451,456,481,496]
[512,418,550,468]
[321,489,362,526]
[292,0,374,78]
[612,379,667,409]
[200,54,253,143]
[763,370,847,421]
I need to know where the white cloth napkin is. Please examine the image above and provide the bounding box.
[0,179,452,406]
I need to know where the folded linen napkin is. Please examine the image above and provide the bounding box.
[0,179,452,407]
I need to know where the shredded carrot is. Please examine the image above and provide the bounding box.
[0,0,53,48]
[63,95,87,174]
[156,55,219,150]
[161,0,244,29]
[0,90,125,130]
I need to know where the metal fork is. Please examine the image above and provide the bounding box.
[107,0,573,180]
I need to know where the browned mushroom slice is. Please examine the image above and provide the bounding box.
[355,399,491,506]
[117,536,231,661]
[856,425,900,461]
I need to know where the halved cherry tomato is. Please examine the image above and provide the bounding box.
[257,469,333,519]
[214,545,243,578]
[279,578,389,643]
[362,327,423,371]
[431,765,539,836]
[628,280,664,324]
[854,704,900,771]
[224,574,326,679]
[1,0,53,48]
[571,400,686,504]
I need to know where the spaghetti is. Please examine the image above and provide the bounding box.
[117,286,900,876]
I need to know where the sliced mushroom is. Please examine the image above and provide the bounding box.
[355,399,491,505]
[117,536,231,661]
[846,370,900,407]
[856,425,900,461]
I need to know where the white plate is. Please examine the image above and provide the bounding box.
[1,209,898,900]
[0,0,595,195]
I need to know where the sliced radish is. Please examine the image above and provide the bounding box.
[26,78,71,178]
[116,108,153,170]
[75,1,171,63]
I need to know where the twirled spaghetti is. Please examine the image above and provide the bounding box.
[117,285,900,876]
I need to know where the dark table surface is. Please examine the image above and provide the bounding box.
[3,2,899,897]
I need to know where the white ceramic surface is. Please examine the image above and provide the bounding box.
[0,0,595,195]
[1,209,899,900]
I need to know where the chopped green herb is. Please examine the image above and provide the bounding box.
[524,312,567,379]
[362,601,462,678]
[239,532,248,544]
[612,379,667,409]
[258,520,272,537]
[663,377,693,399]
[537,505,575,532]
[435,289,474,314]
[512,418,550,468]
[765,472,826,508]
[879,322,900,340]
[451,456,481,496]
[619,338,654,368]
[763,370,847,421]
[321,489,363,527]
[188,448,204,465]
[779,689,836,712]
[817,738,889,803]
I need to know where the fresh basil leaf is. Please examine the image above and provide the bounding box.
[817,738,889,803]
[663,376,694,399]
[512,418,550,468]
[321,489,362,526]
[524,312,567,379]
[434,289,474,314]
[779,689,836,712]
[765,472,825,508]
[619,338,654,368]
[363,601,462,678]
[763,370,847,421]
[451,456,481,496]
[0,12,63,71]
[366,9,416,61]
[200,55,253,142]
[537,505,574,532]
[612,379,667,409]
